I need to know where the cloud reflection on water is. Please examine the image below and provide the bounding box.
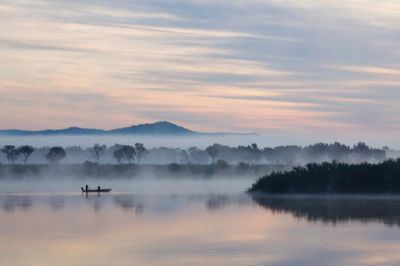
[1,193,400,265]
[2,193,400,227]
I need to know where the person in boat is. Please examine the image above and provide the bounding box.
[81,185,110,193]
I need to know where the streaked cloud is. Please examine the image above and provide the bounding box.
[0,0,399,145]
[331,65,400,76]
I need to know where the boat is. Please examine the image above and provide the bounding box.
[81,187,111,193]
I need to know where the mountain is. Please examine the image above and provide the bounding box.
[0,121,207,136]
[108,121,195,135]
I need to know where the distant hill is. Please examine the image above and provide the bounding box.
[108,121,195,135]
[0,121,252,136]
[0,127,105,136]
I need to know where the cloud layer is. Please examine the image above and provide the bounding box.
[0,0,399,145]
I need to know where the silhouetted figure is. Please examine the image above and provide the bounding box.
[97,186,101,191]
[86,185,89,192]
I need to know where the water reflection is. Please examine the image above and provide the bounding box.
[1,195,32,212]
[1,193,400,266]
[206,194,251,211]
[113,195,144,213]
[81,193,106,212]
[2,193,400,228]
[0,193,254,215]
[47,195,66,211]
[252,195,400,227]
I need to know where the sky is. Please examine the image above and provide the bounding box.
[0,0,399,146]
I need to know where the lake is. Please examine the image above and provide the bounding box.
[1,178,400,266]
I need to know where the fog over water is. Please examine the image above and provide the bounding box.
[0,177,253,195]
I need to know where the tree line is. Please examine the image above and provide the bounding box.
[0,142,395,165]
[205,142,388,164]
[0,143,147,165]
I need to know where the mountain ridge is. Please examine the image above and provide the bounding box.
[0,121,256,136]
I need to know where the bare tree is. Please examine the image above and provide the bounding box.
[135,143,147,164]
[89,143,106,164]
[1,145,20,164]
[18,145,35,164]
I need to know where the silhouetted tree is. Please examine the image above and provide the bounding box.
[135,143,147,164]
[177,150,188,164]
[1,145,20,164]
[187,147,198,164]
[187,146,209,164]
[251,143,259,150]
[18,145,35,164]
[248,143,261,163]
[46,147,66,164]
[89,143,106,164]
[206,144,219,164]
[113,149,124,164]
[119,145,136,164]
[216,159,229,170]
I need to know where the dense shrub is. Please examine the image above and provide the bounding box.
[249,159,400,194]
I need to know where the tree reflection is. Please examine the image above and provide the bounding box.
[113,195,143,213]
[205,194,252,211]
[206,195,230,211]
[1,195,32,212]
[252,195,400,227]
[82,193,106,212]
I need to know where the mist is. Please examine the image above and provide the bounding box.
[1,139,396,165]
[0,176,253,195]
[1,138,399,197]
[0,134,264,149]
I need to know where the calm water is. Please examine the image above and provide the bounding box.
[1,179,400,266]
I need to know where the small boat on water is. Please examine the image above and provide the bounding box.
[81,187,111,193]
